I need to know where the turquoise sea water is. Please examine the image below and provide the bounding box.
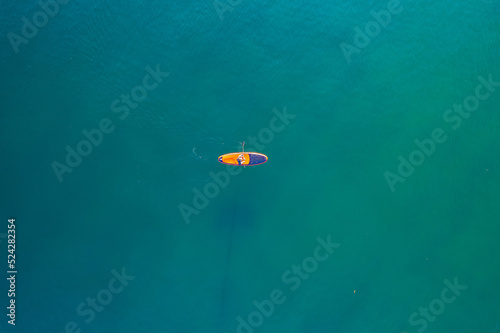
[1,0,500,332]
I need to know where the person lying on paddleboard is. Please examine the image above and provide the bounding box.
[237,154,245,165]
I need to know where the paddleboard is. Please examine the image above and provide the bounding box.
[218,152,268,166]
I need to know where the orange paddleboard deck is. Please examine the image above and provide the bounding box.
[218,152,268,166]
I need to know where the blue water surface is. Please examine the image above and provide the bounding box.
[1,0,499,332]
